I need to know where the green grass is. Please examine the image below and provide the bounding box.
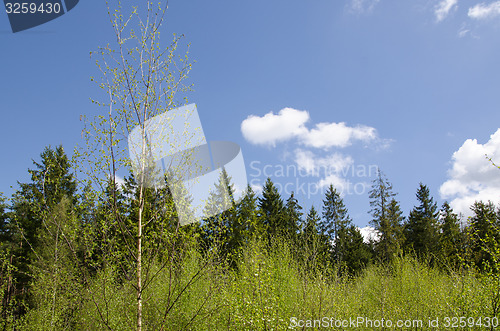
[20,239,500,330]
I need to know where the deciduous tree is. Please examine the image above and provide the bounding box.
[78,1,196,329]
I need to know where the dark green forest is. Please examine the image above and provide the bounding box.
[0,145,499,330]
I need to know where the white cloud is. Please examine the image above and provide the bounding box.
[294,148,353,177]
[458,24,470,37]
[358,226,380,243]
[317,174,351,194]
[348,0,380,14]
[294,149,317,175]
[303,122,376,149]
[241,108,308,147]
[250,183,263,194]
[110,174,125,189]
[294,148,355,194]
[468,1,500,19]
[232,183,247,201]
[241,107,380,149]
[435,0,458,22]
[443,187,500,218]
[440,128,500,217]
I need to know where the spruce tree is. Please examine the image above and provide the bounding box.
[369,169,396,225]
[282,192,302,241]
[219,169,243,263]
[375,198,404,262]
[321,185,357,266]
[340,225,371,274]
[303,205,320,243]
[368,169,398,260]
[0,193,16,323]
[202,169,238,260]
[439,202,462,267]
[10,145,79,318]
[404,183,440,259]
[28,196,82,329]
[321,185,350,244]
[85,175,132,275]
[0,194,12,249]
[468,201,499,270]
[258,178,285,239]
[302,205,330,270]
[12,145,77,253]
[237,185,260,241]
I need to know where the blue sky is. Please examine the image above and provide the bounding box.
[1,0,500,227]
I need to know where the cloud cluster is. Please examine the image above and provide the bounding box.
[435,0,458,22]
[440,128,500,217]
[433,0,500,32]
[346,0,500,29]
[241,107,378,149]
[433,0,500,23]
[241,107,385,196]
[468,1,500,19]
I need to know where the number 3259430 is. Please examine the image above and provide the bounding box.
[5,2,62,14]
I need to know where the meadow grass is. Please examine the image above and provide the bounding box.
[21,239,500,330]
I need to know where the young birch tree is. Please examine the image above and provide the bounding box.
[77,1,194,329]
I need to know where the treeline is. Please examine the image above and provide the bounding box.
[202,159,500,276]
[0,145,499,328]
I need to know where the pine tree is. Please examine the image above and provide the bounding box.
[404,183,440,260]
